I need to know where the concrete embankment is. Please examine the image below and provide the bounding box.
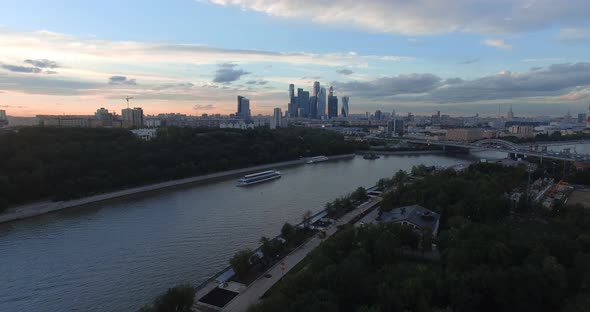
[0,154,355,224]
[356,149,445,155]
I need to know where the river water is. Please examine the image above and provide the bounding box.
[0,146,585,312]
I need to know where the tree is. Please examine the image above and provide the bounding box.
[421,228,433,253]
[142,284,194,312]
[281,222,296,244]
[393,170,408,185]
[230,249,253,277]
[351,187,368,203]
[302,210,313,229]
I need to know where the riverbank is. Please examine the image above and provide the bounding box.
[0,154,355,224]
[356,149,446,155]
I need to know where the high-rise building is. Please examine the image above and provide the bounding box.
[587,104,590,128]
[374,110,382,120]
[313,81,320,97]
[237,96,245,116]
[329,86,334,97]
[122,107,144,128]
[299,90,310,117]
[288,84,297,117]
[238,97,251,121]
[392,109,396,117]
[328,95,338,119]
[271,108,282,129]
[578,113,587,124]
[289,84,295,99]
[95,107,113,127]
[309,96,318,119]
[317,87,327,119]
[0,109,6,121]
[341,96,350,117]
[507,105,514,120]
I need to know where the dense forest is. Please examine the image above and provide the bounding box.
[249,164,590,312]
[0,127,362,211]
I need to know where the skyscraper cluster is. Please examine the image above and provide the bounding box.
[288,82,348,119]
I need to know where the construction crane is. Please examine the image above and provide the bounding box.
[125,96,134,109]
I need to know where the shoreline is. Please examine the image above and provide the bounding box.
[356,149,445,155]
[0,154,356,224]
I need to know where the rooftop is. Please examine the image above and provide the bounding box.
[380,205,440,233]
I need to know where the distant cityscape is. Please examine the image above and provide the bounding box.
[1,80,589,143]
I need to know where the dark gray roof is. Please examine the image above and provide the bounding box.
[380,205,440,232]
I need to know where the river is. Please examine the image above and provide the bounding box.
[0,146,584,312]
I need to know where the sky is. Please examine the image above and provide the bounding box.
[0,0,590,117]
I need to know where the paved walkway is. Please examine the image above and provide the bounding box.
[220,197,382,312]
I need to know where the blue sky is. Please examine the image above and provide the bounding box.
[0,0,589,116]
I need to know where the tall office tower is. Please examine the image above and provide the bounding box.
[122,107,144,128]
[239,97,251,121]
[578,113,587,124]
[95,107,114,127]
[329,86,334,97]
[317,87,327,119]
[392,109,396,117]
[299,90,310,117]
[341,96,350,117]
[328,95,338,118]
[507,105,514,120]
[309,96,318,119]
[296,88,304,117]
[374,110,382,120]
[313,81,320,97]
[289,84,295,98]
[288,84,297,116]
[237,95,245,116]
[0,109,6,121]
[271,108,282,129]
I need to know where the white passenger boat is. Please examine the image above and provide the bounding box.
[237,170,281,186]
[306,156,329,164]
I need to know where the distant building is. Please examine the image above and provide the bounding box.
[122,107,144,128]
[0,110,6,127]
[237,95,245,116]
[509,125,534,138]
[299,90,310,117]
[579,113,587,124]
[288,84,297,117]
[270,108,282,129]
[328,96,338,118]
[239,97,251,121]
[341,96,350,117]
[37,115,96,127]
[317,87,327,119]
[313,81,320,97]
[387,119,404,136]
[374,110,382,120]
[308,96,317,119]
[446,128,484,142]
[130,128,157,141]
[507,105,514,120]
[95,107,114,127]
[380,205,440,236]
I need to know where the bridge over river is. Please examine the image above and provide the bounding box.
[406,138,590,164]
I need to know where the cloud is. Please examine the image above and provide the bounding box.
[458,58,479,65]
[245,80,268,85]
[332,73,442,98]
[336,69,354,75]
[557,27,590,44]
[213,63,250,83]
[193,104,216,110]
[108,75,137,85]
[206,0,590,35]
[483,39,512,50]
[1,64,42,73]
[24,59,59,69]
[333,62,590,103]
[45,70,58,75]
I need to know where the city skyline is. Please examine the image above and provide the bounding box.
[1,1,590,117]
